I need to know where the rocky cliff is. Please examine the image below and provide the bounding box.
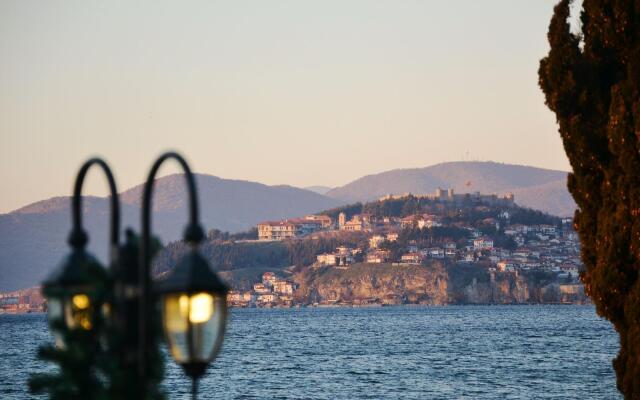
[292,263,587,305]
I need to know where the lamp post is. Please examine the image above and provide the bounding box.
[32,152,228,400]
[34,158,120,398]
[140,152,228,399]
[43,157,119,345]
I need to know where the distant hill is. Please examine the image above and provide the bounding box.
[0,162,577,292]
[0,174,340,292]
[304,186,333,195]
[326,161,575,217]
[118,174,340,237]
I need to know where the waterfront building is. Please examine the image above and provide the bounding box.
[262,272,278,287]
[241,292,257,303]
[273,280,297,295]
[227,291,242,303]
[258,293,278,303]
[253,283,271,294]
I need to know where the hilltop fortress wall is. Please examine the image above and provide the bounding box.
[379,188,515,207]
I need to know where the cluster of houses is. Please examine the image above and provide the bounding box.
[258,188,513,240]
[316,220,581,278]
[235,189,583,306]
[256,189,582,280]
[0,287,45,314]
[226,272,299,308]
[258,210,442,239]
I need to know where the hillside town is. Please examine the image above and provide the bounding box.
[0,287,45,314]
[240,189,584,307]
[1,189,585,313]
[226,272,299,308]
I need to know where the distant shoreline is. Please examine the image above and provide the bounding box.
[0,303,594,318]
[230,302,592,310]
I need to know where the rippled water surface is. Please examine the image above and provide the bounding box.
[0,306,621,399]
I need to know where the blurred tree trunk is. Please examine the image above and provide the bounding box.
[539,0,640,397]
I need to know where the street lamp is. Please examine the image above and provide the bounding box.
[43,249,110,344]
[33,152,227,400]
[156,251,228,396]
[140,152,228,399]
[42,158,119,347]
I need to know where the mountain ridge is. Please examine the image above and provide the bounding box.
[0,174,340,292]
[325,161,574,217]
[304,186,333,195]
[0,161,576,292]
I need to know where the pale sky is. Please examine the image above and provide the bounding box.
[0,0,568,213]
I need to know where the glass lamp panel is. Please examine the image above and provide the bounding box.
[64,293,94,330]
[47,297,63,324]
[189,293,226,362]
[163,293,190,363]
[46,297,65,348]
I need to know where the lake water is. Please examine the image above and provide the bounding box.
[0,306,621,399]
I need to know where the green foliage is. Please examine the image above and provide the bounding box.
[398,226,470,246]
[207,227,258,241]
[154,241,289,275]
[231,227,258,240]
[539,1,640,396]
[509,207,561,226]
[363,197,414,217]
[321,202,363,220]
[377,240,404,261]
[29,327,108,399]
[283,237,345,267]
[494,235,517,251]
[153,235,367,276]
[321,192,561,226]
[30,234,166,400]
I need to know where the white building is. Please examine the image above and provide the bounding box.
[369,235,385,249]
[317,253,337,266]
[253,283,271,294]
[473,238,494,250]
[401,252,423,264]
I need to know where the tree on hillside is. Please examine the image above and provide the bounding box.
[539,1,640,396]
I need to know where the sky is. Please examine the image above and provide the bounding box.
[0,0,570,213]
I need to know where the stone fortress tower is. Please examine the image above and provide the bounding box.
[338,212,346,229]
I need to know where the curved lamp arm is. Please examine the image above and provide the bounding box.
[138,151,204,385]
[68,158,120,251]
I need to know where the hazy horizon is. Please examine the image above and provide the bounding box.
[1,1,569,213]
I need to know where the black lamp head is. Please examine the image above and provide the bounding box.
[43,246,110,343]
[155,247,229,380]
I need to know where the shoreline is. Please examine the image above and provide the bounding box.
[0,301,593,316]
[228,301,592,310]
[0,303,594,317]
